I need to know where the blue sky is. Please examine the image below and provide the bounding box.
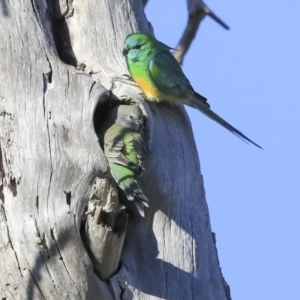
[145,1,300,299]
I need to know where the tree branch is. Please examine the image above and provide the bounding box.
[174,0,229,64]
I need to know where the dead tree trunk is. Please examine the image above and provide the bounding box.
[0,0,230,299]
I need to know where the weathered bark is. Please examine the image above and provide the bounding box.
[84,177,128,281]
[0,0,230,299]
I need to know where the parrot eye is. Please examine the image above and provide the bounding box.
[129,115,134,119]
[133,44,142,50]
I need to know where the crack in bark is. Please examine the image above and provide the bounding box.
[36,196,39,210]
[43,258,52,278]
[27,269,47,300]
[43,54,53,117]
[42,82,46,118]
[64,190,71,206]
[0,145,4,202]
[50,228,83,299]
[42,232,50,259]
[30,0,38,18]
[0,145,4,174]
[88,81,96,99]
[8,176,17,197]
[44,79,53,206]
[44,54,53,84]
[0,184,3,202]
[39,250,53,284]
[34,221,53,280]
[1,205,23,277]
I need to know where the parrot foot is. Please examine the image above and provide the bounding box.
[119,95,139,105]
[122,74,134,81]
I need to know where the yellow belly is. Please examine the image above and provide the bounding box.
[133,76,167,102]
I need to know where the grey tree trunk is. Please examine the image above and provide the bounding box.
[0,1,230,299]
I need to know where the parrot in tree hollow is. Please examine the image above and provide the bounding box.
[123,33,262,149]
[99,104,149,217]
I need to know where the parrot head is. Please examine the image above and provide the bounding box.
[112,105,144,131]
[123,32,172,63]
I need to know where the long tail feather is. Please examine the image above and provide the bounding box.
[121,179,149,217]
[190,99,262,149]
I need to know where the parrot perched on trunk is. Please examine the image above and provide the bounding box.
[123,33,262,149]
[99,104,149,217]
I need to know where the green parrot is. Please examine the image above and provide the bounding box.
[123,33,262,149]
[99,104,149,217]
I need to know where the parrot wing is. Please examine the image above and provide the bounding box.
[105,124,147,172]
[105,127,149,217]
[149,51,209,106]
[122,130,147,175]
[134,132,147,172]
[102,115,149,217]
[104,125,136,169]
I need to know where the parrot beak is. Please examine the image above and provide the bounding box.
[122,46,129,56]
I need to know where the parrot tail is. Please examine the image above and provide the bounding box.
[189,98,262,149]
[120,178,149,217]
